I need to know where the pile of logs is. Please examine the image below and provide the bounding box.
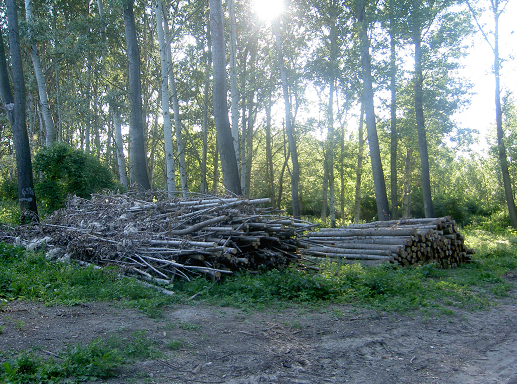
[2,191,316,282]
[300,217,474,268]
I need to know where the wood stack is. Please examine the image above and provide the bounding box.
[300,217,474,268]
[2,191,316,282]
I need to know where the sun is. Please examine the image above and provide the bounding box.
[252,0,285,22]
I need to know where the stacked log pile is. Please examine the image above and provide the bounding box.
[2,191,316,282]
[300,217,474,268]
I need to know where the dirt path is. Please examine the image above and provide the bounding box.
[1,295,517,384]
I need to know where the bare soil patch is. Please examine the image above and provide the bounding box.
[2,283,517,384]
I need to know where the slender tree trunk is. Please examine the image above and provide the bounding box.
[2,0,38,222]
[265,92,275,208]
[493,6,517,227]
[321,146,328,221]
[155,1,176,194]
[123,0,151,190]
[389,20,399,219]
[229,0,240,168]
[354,102,365,223]
[113,107,128,187]
[25,0,55,146]
[413,29,434,218]
[163,10,187,196]
[357,0,390,220]
[201,19,212,194]
[209,0,241,195]
[245,41,257,197]
[402,148,413,217]
[274,22,300,218]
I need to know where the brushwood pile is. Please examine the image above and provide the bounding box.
[0,191,474,285]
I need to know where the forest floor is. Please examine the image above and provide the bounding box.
[1,275,517,384]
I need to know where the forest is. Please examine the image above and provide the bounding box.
[0,0,516,228]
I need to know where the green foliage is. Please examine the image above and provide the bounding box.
[33,143,116,213]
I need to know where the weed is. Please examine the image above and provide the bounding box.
[178,321,201,331]
[167,338,186,350]
[14,320,25,331]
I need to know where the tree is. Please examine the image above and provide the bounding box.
[1,0,38,222]
[356,0,390,220]
[410,0,435,218]
[275,20,301,218]
[209,0,242,195]
[155,0,176,194]
[24,0,56,146]
[123,0,151,190]
[467,0,517,228]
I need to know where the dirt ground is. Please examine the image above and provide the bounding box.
[1,282,517,384]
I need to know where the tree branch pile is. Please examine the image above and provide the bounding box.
[4,191,317,282]
[300,217,474,268]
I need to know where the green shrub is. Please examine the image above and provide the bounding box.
[33,143,115,213]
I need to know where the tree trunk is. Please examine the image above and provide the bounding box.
[123,0,151,190]
[155,1,176,194]
[274,22,300,218]
[3,0,39,222]
[163,11,188,196]
[493,6,517,227]
[413,28,434,218]
[354,102,365,223]
[201,18,212,194]
[209,0,242,195]
[113,107,128,187]
[229,0,240,169]
[389,19,399,220]
[357,0,390,221]
[24,0,56,147]
[265,92,275,208]
[402,148,413,218]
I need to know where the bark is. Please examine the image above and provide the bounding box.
[123,0,151,190]
[201,17,212,194]
[357,0,390,221]
[113,107,128,187]
[155,1,176,194]
[389,19,399,219]
[25,0,56,146]
[402,148,413,217]
[492,4,517,227]
[3,0,39,222]
[274,22,300,218]
[327,16,337,227]
[354,103,365,223]
[265,92,275,208]
[413,28,434,218]
[163,10,188,196]
[245,41,257,197]
[209,0,242,195]
[229,0,240,167]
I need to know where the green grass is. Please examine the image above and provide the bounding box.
[0,330,159,383]
[0,243,179,317]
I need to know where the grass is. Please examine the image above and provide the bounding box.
[0,330,159,383]
[0,243,179,317]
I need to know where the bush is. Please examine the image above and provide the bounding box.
[34,143,115,213]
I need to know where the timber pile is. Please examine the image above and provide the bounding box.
[300,217,474,268]
[2,191,316,282]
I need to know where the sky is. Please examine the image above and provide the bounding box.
[457,0,517,151]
